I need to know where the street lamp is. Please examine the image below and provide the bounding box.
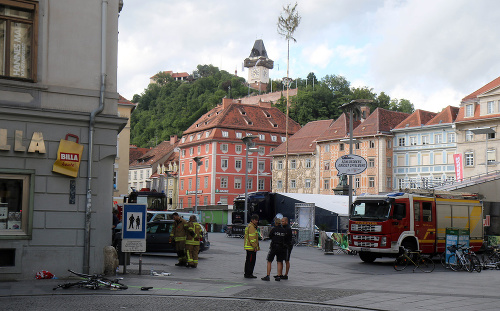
[193,156,203,214]
[340,99,373,211]
[469,127,496,175]
[241,135,257,224]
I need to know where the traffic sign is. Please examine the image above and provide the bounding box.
[122,203,147,252]
[335,154,367,175]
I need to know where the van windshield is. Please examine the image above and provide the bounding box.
[351,200,391,220]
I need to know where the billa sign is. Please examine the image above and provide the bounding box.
[52,134,83,178]
[335,154,368,175]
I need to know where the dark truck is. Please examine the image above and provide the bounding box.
[226,192,276,238]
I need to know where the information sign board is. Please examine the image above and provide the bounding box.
[335,154,367,175]
[122,203,147,252]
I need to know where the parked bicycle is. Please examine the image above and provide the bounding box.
[394,247,435,273]
[446,244,481,273]
[481,245,500,270]
[53,269,128,290]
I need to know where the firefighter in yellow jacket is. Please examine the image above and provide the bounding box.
[171,212,188,266]
[186,215,202,268]
[244,214,260,278]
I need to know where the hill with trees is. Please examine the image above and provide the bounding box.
[130,65,415,147]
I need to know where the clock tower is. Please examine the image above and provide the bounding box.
[244,39,274,92]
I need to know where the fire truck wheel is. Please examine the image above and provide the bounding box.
[359,252,377,263]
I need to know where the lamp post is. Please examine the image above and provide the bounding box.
[241,135,257,224]
[469,127,496,175]
[340,99,373,211]
[165,171,172,210]
[193,156,203,214]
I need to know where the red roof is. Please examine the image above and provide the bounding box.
[130,140,178,168]
[462,76,500,102]
[425,106,459,126]
[118,95,136,107]
[353,108,410,137]
[394,109,437,129]
[315,113,359,142]
[129,146,150,164]
[181,99,300,140]
[270,119,333,156]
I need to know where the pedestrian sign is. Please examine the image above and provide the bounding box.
[122,204,147,252]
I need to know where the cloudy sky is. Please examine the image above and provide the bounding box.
[117,0,500,113]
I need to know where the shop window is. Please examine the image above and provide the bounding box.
[0,171,33,237]
[0,1,38,81]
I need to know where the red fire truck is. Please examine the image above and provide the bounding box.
[348,191,484,263]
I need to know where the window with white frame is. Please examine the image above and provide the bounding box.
[387,139,392,149]
[447,133,456,143]
[247,178,253,190]
[323,179,330,190]
[259,134,265,140]
[387,157,391,167]
[247,160,253,171]
[234,178,242,189]
[398,137,406,146]
[220,177,228,188]
[189,147,193,155]
[325,145,330,152]
[305,179,311,188]
[369,176,375,188]
[290,179,296,189]
[221,159,228,169]
[410,136,417,146]
[205,159,209,169]
[205,144,209,153]
[196,133,201,140]
[258,146,265,155]
[281,136,286,142]
[189,135,194,141]
[355,177,360,188]
[205,131,210,138]
[0,171,33,236]
[369,140,375,148]
[236,132,242,138]
[258,179,265,190]
[235,145,242,153]
[222,131,229,137]
[465,104,474,117]
[204,176,208,188]
[465,130,474,142]
[386,177,391,189]
[197,146,201,154]
[188,178,192,189]
[324,161,330,170]
[235,159,242,169]
[421,135,429,145]
[271,135,277,142]
[290,159,296,169]
[221,144,228,152]
[488,101,494,114]
[398,178,405,189]
[180,180,184,190]
[435,134,442,144]
[487,149,496,164]
[368,158,375,167]
[277,160,283,170]
[277,180,283,189]
[182,150,186,157]
[305,158,311,168]
[258,161,265,171]
[189,162,193,172]
[465,152,474,166]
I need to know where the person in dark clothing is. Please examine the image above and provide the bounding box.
[281,217,293,280]
[262,218,287,281]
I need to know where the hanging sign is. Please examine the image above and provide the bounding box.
[335,154,367,175]
[52,134,84,178]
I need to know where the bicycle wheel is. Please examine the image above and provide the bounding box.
[97,278,128,290]
[418,257,435,273]
[448,254,462,271]
[461,254,473,272]
[440,252,448,268]
[470,254,482,273]
[394,255,409,271]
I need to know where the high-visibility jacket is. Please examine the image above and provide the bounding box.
[244,222,260,251]
[172,218,188,242]
[186,221,201,246]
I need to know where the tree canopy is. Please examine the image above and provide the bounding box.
[129,65,414,147]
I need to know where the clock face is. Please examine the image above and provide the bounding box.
[251,68,259,79]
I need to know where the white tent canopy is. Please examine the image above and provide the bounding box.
[279,193,353,216]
